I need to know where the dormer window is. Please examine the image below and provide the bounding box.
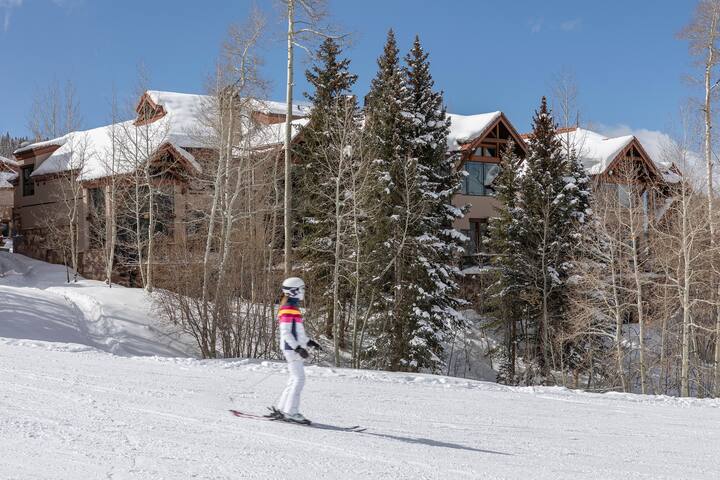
[135,94,166,125]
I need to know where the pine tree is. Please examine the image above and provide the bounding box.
[400,36,467,370]
[364,32,465,372]
[489,140,528,384]
[489,97,589,383]
[363,29,413,369]
[296,37,359,345]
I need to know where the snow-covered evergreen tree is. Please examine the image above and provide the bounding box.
[400,36,467,370]
[488,140,527,384]
[296,38,359,339]
[489,97,591,382]
[364,32,465,372]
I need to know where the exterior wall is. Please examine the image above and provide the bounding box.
[0,187,13,222]
[13,150,89,263]
[453,194,499,230]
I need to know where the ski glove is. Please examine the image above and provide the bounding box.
[307,339,322,350]
[295,346,310,359]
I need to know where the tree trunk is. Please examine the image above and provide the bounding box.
[283,0,295,277]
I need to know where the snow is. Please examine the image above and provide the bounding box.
[0,252,195,357]
[1,340,720,479]
[446,112,501,150]
[2,253,720,479]
[0,154,19,167]
[19,90,310,182]
[553,128,636,175]
[0,171,16,189]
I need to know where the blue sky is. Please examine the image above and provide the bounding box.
[0,0,700,142]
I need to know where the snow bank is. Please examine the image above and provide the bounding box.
[0,252,196,357]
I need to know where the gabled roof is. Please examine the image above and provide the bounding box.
[0,171,16,189]
[446,111,527,156]
[0,155,19,168]
[552,127,661,179]
[15,90,310,182]
[446,112,502,151]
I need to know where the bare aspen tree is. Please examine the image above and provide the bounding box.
[571,189,632,392]
[103,91,121,286]
[154,12,282,359]
[652,125,714,397]
[680,0,720,396]
[279,0,334,276]
[551,67,581,156]
[115,72,172,293]
[28,81,84,281]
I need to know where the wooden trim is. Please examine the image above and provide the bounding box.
[600,138,662,184]
[460,113,528,160]
[13,144,62,160]
[134,92,167,126]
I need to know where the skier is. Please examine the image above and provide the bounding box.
[270,277,321,424]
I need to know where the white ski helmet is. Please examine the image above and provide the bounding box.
[282,277,305,300]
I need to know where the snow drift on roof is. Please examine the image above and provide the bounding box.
[0,171,17,189]
[446,112,502,151]
[555,128,635,175]
[0,155,19,168]
[23,91,310,182]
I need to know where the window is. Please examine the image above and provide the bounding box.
[617,184,632,208]
[154,190,175,236]
[88,188,106,248]
[463,219,489,264]
[469,219,488,255]
[472,146,498,158]
[22,165,34,197]
[460,162,500,196]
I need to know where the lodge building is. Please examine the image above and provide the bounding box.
[5,90,681,283]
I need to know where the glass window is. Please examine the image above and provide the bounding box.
[466,162,485,195]
[484,164,500,196]
[461,162,501,196]
[482,146,497,157]
[470,219,489,254]
[22,165,34,197]
[617,184,631,208]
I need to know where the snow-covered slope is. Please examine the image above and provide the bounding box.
[1,341,719,480]
[0,252,195,356]
[2,253,719,479]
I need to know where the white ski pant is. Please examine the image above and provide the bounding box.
[277,350,305,415]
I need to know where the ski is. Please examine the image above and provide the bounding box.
[229,409,366,433]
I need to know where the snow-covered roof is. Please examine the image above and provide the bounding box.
[0,155,19,168]
[556,128,634,175]
[446,112,502,151]
[553,128,647,176]
[19,90,310,182]
[146,90,310,121]
[0,171,16,189]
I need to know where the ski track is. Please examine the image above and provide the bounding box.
[2,253,720,478]
[1,342,719,479]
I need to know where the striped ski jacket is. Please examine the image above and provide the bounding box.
[278,301,309,351]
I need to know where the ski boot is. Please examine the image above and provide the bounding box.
[283,412,311,425]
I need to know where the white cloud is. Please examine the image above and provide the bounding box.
[529,17,543,34]
[51,0,84,7]
[596,123,713,191]
[1,0,22,32]
[560,18,582,31]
